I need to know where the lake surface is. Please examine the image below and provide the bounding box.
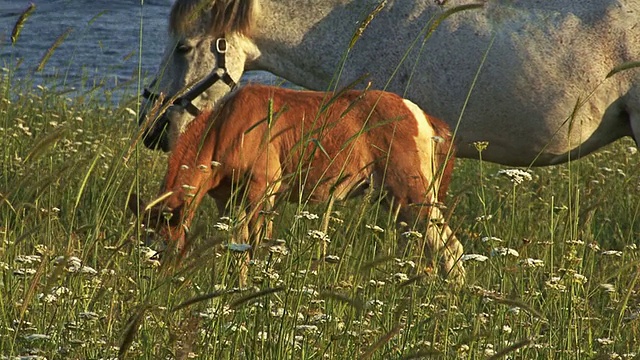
[0,0,273,101]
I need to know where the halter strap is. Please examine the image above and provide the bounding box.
[142,37,237,117]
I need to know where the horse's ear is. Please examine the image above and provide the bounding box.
[128,193,147,216]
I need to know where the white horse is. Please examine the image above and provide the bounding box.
[139,0,640,166]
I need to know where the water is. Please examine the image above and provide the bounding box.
[0,0,273,102]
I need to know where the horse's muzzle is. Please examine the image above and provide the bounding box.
[140,112,171,152]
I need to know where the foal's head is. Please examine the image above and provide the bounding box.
[128,193,189,253]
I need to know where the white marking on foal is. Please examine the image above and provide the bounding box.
[402,99,438,197]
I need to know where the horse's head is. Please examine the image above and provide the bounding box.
[128,193,188,252]
[139,0,258,151]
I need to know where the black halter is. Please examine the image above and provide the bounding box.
[142,37,237,117]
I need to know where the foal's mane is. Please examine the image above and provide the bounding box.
[169,0,259,36]
[169,108,216,166]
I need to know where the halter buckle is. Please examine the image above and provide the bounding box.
[216,38,227,54]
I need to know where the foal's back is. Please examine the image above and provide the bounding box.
[209,84,453,202]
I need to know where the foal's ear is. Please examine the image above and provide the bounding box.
[127,193,148,216]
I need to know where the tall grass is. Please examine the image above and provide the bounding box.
[2,67,640,359]
[2,5,640,360]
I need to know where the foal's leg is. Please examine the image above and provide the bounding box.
[246,148,282,249]
[423,206,465,284]
[394,201,464,284]
[237,148,282,285]
[213,196,250,287]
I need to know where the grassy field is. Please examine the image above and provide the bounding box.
[1,66,640,360]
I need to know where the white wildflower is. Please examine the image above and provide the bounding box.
[461,254,488,262]
[475,214,493,222]
[572,273,588,284]
[483,344,496,356]
[14,255,42,264]
[262,269,280,281]
[601,250,623,257]
[271,308,286,318]
[24,334,51,341]
[394,259,416,268]
[368,279,386,287]
[588,242,601,251]
[508,307,520,315]
[226,323,248,333]
[600,283,616,293]
[365,224,384,233]
[596,337,614,345]
[401,230,423,239]
[17,122,32,136]
[520,258,545,268]
[213,222,230,231]
[307,230,330,243]
[566,239,585,246]
[38,293,57,304]
[301,286,319,297]
[330,216,344,224]
[491,247,519,257]
[80,265,98,275]
[295,211,319,220]
[267,241,289,256]
[497,168,533,185]
[13,268,37,276]
[140,247,161,267]
[481,236,503,243]
[310,313,331,323]
[296,324,319,335]
[392,272,409,282]
[545,277,566,291]
[554,205,568,212]
[64,257,97,275]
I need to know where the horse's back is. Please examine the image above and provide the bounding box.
[336,1,640,164]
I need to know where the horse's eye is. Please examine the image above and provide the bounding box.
[175,43,192,54]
